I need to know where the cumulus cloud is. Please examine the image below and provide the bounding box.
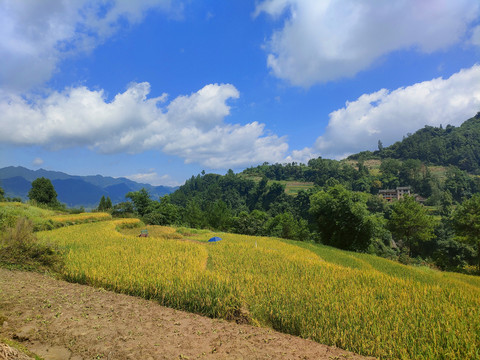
[0,0,177,92]
[284,147,319,164]
[313,65,480,159]
[255,0,480,86]
[0,83,289,168]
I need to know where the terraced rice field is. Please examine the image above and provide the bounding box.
[35,219,480,359]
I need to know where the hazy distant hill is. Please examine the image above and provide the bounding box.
[103,183,133,201]
[0,166,178,208]
[0,176,31,199]
[51,179,108,208]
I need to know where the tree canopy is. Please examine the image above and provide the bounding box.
[310,184,376,251]
[28,177,58,206]
[388,195,435,256]
[126,188,151,216]
[97,195,113,211]
[452,194,480,269]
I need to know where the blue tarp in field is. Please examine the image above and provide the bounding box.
[208,236,222,242]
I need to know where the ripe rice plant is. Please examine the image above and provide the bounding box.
[118,224,183,239]
[37,220,480,359]
[47,212,112,224]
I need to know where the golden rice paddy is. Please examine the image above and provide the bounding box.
[37,219,480,359]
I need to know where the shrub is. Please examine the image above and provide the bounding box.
[0,217,64,272]
[116,220,143,230]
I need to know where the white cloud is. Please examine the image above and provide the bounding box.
[0,82,289,169]
[471,25,480,46]
[313,65,480,159]
[284,147,319,164]
[0,0,177,92]
[32,158,44,166]
[255,0,480,86]
[126,171,181,187]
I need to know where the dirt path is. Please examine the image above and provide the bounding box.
[0,269,374,360]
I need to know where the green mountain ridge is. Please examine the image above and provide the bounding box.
[350,111,480,173]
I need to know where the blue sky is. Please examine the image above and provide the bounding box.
[1,0,480,186]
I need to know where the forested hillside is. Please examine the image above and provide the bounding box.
[350,111,480,173]
[106,114,480,275]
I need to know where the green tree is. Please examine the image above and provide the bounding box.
[247,177,268,210]
[28,177,58,206]
[310,185,376,251]
[143,195,180,226]
[183,199,204,228]
[388,195,435,256]
[261,182,285,211]
[97,196,113,211]
[444,167,474,202]
[265,212,310,241]
[126,188,152,216]
[98,195,107,211]
[378,140,384,152]
[206,200,232,231]
[0,186,4,201]
[379,158,401,189]
[452,194,480,270]
[292,190,311,220]
[439,191,454,217]
[433,238,476,272]
[111,201,134,217]
[231,210,268,236]
[105,196,113,210]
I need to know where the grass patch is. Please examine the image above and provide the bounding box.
[0,203,113,232]
[0,202,58,232]
[265,180,315,195]
[0,217,64,273]
[1,338,43,360]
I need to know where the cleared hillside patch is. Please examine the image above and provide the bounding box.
[282,181,315,195]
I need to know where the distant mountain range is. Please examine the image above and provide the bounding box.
[0,166,178,208]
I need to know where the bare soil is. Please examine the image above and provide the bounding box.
[0,268,374,360]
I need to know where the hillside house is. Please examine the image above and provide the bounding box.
[379,186,411,201]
